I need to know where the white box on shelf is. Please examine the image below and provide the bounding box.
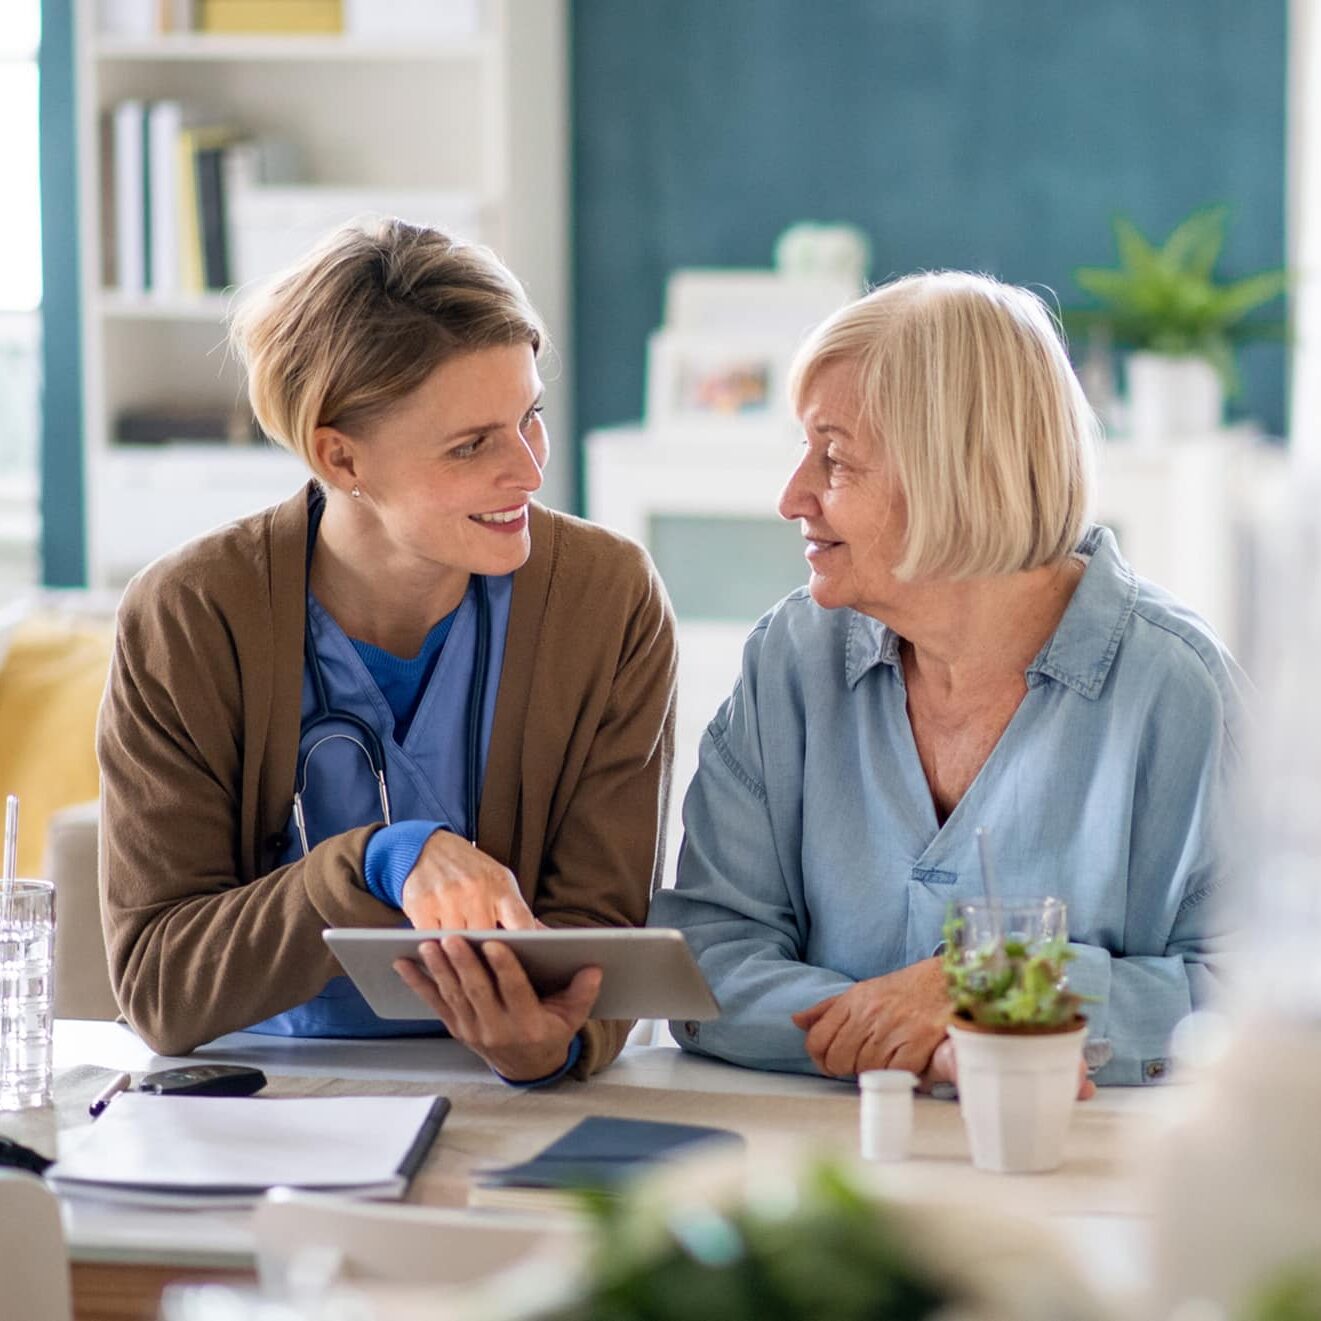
[663,269,856,334]
[344,0,480,40]
[228,188,482,288]
[98,0,156,37]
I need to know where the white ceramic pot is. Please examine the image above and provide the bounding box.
[1125,350,1224,441]
[947,1020,1086,1174]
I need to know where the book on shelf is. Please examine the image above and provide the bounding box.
[468,1116,743,1214]
[114,405,261,446]
[147,100,184,296]
[198,0,343,34]
[110,100,146,295]
[181,125,243,293]
[194,139,229,289]
[104,99,302,299]
[98,113,118,289]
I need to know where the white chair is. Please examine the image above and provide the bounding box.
[252,1188,579,1295]
[0,1170,73,1321]
[46,801,119,1020]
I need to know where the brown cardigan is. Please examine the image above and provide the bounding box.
[97,485,677,1073]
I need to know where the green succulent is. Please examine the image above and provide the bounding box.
[1069,205,1287,396]
[942,907,1088,1030]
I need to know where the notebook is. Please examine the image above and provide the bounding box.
[47,1093,449,1208]
[469,1115,742,1212]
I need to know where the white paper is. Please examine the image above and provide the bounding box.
[48,1094,439,1199]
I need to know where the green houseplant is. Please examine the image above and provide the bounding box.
[942,905,1087,1031]
[1070,206,1286,439]
[942,899,1090,1173]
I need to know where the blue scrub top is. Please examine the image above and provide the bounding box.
[250,573,513,1038]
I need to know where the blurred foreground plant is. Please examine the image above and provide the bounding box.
[546,1161,951,1321]
[1238,1261,1321,1321]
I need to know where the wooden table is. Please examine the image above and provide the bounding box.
[0,1021,1165,1320]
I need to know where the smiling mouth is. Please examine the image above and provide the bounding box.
[472,506,527,525]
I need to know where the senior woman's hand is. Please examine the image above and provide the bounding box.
[791,957,949,1078]
[400,829,537,932]
[395,937,601,1081]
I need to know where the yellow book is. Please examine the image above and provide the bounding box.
[177,125,240,295]
[199,0,342,35]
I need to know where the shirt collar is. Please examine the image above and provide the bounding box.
[845,611,902,687]
[843,525,1137,701]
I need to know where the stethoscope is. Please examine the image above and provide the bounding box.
[291,490,490,856]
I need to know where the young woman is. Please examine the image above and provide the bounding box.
[99,219,676,1082]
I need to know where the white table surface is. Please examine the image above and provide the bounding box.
[31,1020,1153,1303]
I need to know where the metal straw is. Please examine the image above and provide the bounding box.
[974,825,1000,906]
[1,794,16,1095]
[974,825,1002,941]
[1,794,17,925]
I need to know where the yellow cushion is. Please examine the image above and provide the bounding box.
[0,615,114,877]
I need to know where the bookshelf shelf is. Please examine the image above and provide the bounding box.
[98,291,234,321]
[75,2,569,588]
[94,34,493,63]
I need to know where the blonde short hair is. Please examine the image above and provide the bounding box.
[230,217,545,473]
[788,271,1097,582]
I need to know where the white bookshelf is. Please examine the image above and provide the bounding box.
[94,34,495,61]
[74,0,569,587]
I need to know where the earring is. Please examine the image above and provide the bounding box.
[351,484,361,499]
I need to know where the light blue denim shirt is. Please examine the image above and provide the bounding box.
[648,526,1250,1086]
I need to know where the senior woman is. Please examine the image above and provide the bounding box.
[649,271,1246,1088]
[98,218,676,1083]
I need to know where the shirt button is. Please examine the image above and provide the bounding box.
[1143,1058,1168,1081]
[683,1021,700,1041]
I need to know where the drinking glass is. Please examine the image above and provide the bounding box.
[953,896,1067,961]
[0,879,55,1110]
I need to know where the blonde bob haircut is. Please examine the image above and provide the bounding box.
[230,217,546,474]
[787,271,1097,582]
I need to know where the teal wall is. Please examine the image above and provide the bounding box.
[571,0,1288,452]
[38,2,1288,578]
[38,0,84,586]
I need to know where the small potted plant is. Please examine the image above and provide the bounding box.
[943,898,1090,1174]
[1069,205,1287,441]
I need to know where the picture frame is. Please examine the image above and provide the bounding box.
[645,328,796,430]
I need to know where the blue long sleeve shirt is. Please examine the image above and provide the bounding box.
[648,526,1250,1086]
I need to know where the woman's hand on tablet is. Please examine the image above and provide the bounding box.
[394,937,600,1081]
[400,830,536,932]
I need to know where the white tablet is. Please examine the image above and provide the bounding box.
[323,927,721,1023]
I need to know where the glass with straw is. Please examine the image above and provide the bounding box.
[0,795,56,1110]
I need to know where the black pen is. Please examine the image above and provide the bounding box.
[88,1071,132,1119]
